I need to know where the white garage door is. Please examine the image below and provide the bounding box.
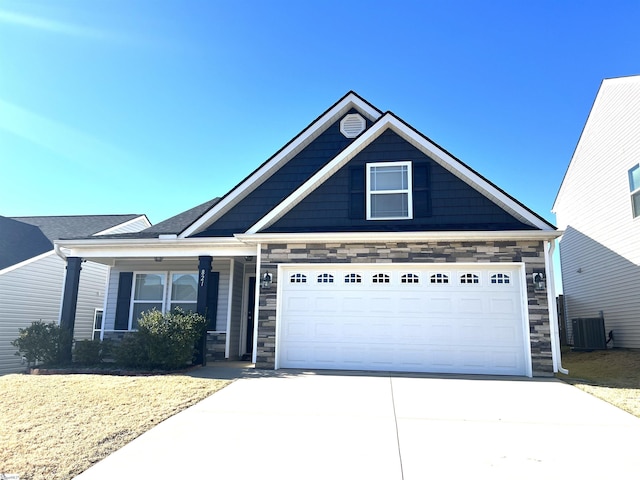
[278,264,529,376]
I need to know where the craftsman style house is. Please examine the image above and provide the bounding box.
[56,92,562,376]
[554,75,640,348]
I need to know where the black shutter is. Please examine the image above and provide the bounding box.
[206,272,220,331]
[349,165,365,219]
[413,163,432,217]
[114,272,133,330]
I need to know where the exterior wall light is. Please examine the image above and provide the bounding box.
[261,272,273,289]
[533,272,546,292]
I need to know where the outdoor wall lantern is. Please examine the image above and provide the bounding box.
[533,272,546,292]
[261,272,273,289]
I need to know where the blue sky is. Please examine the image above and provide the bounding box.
[1,0,638,229]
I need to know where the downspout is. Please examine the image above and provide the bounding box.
[251,243,261,365]
[545,239,568,375]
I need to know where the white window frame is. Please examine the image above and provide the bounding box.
[366,161,413,220]
[129,271,198,330]
[629,164,640,219]
[93,308,103,341]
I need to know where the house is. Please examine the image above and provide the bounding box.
[55,92,562,377]
[553,75,640,348]
[0,214,150,374]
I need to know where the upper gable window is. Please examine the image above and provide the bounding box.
[629,164,640,218]
[366,162,413,220]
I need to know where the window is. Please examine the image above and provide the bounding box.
[290,273,307,283]
[345,273,362,283]
[401,273,420,284]
[430,273,449,284]
[130,272,197,329]
[460,273,479,284]
[367,162,412,220]
[93,309,103,341]
[169,273,198,312]
[629,165,640,218]
[317,273,334,283]
[372,273,390,283]
[491,273,510,284]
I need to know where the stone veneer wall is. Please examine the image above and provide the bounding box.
[256,241,553,376]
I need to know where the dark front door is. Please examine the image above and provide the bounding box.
[245,276,256,355]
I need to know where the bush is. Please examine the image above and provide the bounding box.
[73,339,108,366]
[115,308,207,370]
[11,321,63,366]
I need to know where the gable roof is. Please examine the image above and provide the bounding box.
[180,91,382,238]
[1,214,147,270]
[178,92,554,237]
[248,111,555,233]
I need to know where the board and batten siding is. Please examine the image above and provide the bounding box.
[0,253,108,374]
[554,76,640,347]
[103,259,231,333]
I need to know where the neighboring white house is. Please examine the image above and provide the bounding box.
[553,75,640,348]
[0,214,150,374]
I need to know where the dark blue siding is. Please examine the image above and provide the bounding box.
[265,129,534,232]
[194,110,369,237]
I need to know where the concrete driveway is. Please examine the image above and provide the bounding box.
[76,370,640,479]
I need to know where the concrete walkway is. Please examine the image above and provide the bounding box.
[76,368,640,479]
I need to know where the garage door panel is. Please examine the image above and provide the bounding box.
[278,265,527,376]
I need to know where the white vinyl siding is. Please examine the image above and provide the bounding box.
[0,253,106,374]
[554,76,640,347]
[103,259,231,333]
[93,216,151,235]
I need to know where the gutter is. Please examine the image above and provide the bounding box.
[54,243,68,261]
[545,239,568,375]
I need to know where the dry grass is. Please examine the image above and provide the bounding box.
[558,348,640,417]
[0,373,229,479]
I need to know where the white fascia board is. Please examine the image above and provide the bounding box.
[236,230,563,244]
[0,250,56,276]
[93,215,152,236]
[54,237,256,260]
[180,93,383,238]
[247,114,555,233]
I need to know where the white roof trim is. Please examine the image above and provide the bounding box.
[180,93,382,238]
[247,113,554,233]
[92,215,151,236]
[55,237,255,260]
[0,250,56,276]
[236,230,562,244]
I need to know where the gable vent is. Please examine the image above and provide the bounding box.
[340,113,366,138]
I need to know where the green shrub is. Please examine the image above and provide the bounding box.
[115,308,206,370]
[73,339,106,366]
[114,333,149,368]
[11,321,63,366]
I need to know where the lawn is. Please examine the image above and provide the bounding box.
[0,373,229,480]
[558,348,640,417]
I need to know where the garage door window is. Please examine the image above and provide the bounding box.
[491,273,510,284]
[460,273,479,284]
[290,273,307,283]
[317,273,334,283]
[372,273,390,283]
[430,273,449,284]
[345,273,362,283]
[401,273,420,284]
